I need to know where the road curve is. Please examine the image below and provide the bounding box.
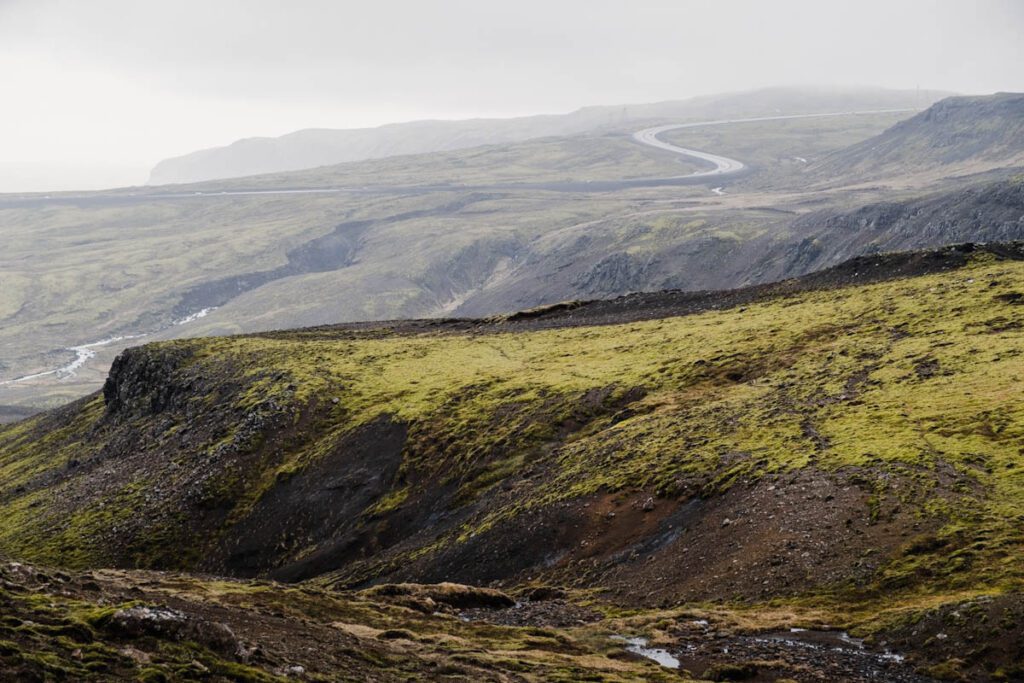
[633,125,745,177]
[631,109,917,181]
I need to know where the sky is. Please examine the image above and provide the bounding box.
[1,0,1022,192]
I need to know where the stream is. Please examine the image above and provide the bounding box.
[611,636,680,668]
[1,308,216,386]
[614,626,928,682]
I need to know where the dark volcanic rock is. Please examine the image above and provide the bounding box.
[752,180,1024,283]
[107,605,243,658]
[103,345,196,417]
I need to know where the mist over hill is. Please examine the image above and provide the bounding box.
[148,86,948,185]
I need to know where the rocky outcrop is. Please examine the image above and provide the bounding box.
[106,606,245,658]
[102,345,197,417]
[573,252,656,297]
[750,179,1024,283]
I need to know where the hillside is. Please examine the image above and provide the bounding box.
[0,108,918,411]
[811,92,1024,183]
[3,96,1019,417]
[149,86,945,185]
[449,175,1024,316]
[749,176,1024,282]
[2,243,1024,680]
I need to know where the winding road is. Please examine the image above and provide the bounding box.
[626,108,917,181]
[628,109,916,182]
[632,125,745,177]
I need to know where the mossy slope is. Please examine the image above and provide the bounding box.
[0,246,1022,612]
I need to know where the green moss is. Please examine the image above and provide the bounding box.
[4,256,1024,605]
[364,486,410,517]
[921,658,967,681]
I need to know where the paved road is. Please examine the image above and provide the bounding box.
[630,109,917,180]
[632,125,745,176]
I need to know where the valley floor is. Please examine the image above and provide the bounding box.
[6,559,1015,682]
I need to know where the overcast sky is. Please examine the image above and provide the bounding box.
[1,0,1022,192]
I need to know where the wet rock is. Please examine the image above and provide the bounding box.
[106,605,244,658]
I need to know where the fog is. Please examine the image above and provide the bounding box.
[1,0,1022,192]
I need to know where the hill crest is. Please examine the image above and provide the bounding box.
[812,92,1024,181]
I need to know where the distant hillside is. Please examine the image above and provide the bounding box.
[0,108,933,413]
[451,176,1024,316]
[148,86,947,185]
[812,92,1024,181]
[746,176,1024,284]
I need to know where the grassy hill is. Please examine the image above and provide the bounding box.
[2,243,1023,679]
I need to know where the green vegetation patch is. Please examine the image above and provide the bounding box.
[1,254,1023,602]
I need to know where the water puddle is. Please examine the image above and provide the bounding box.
[611,635,680,669]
